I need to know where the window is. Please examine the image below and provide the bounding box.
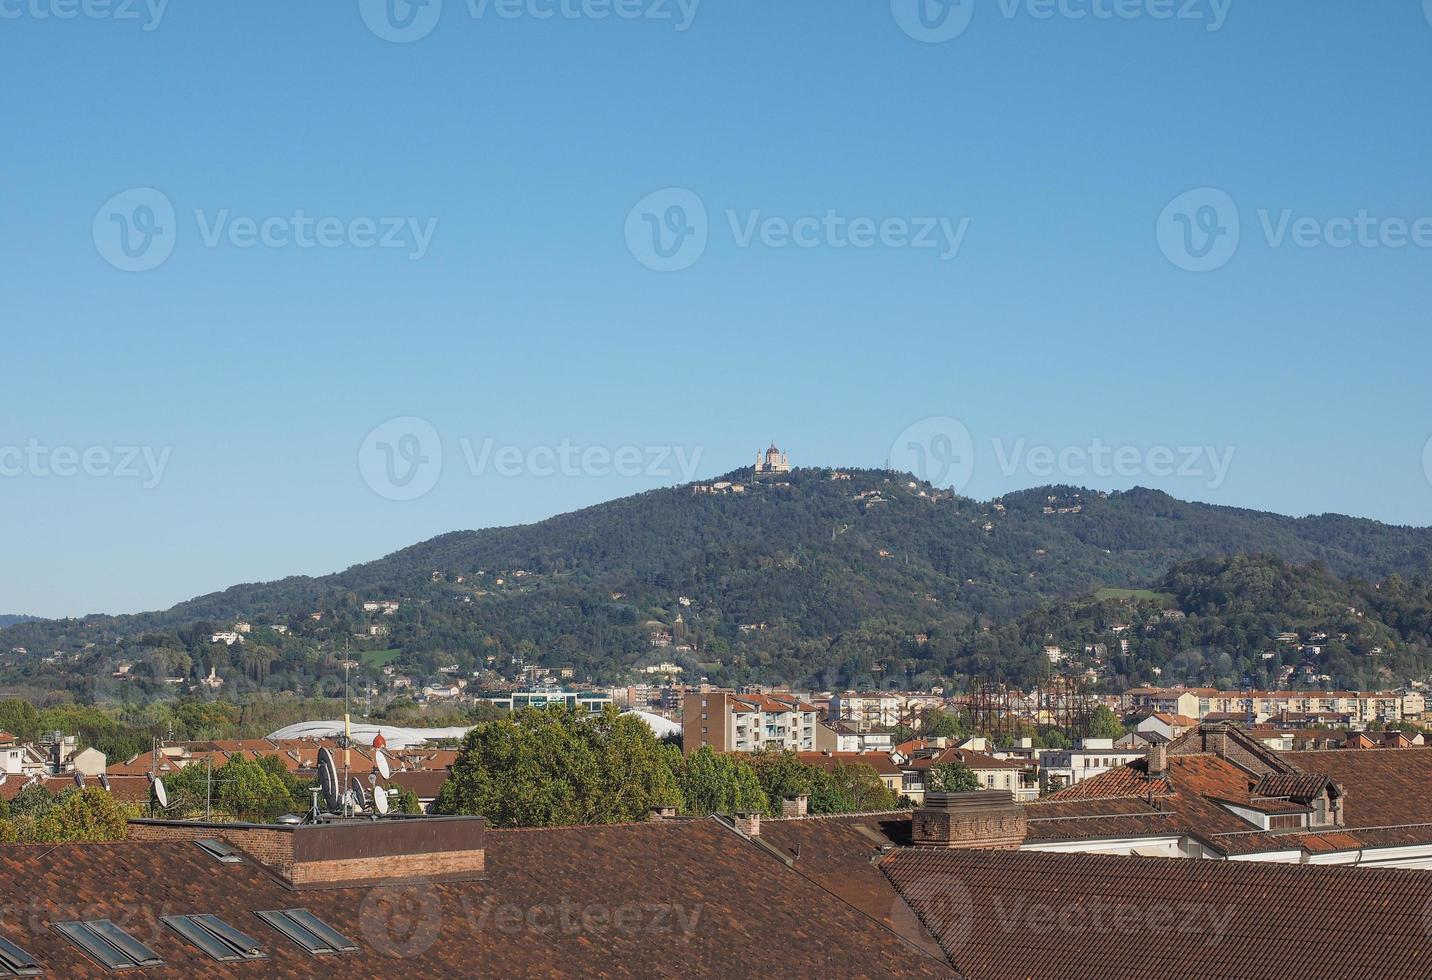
[0,934,42,976]
[254,910,357,955]
[162,916,265,963]
[54,921,163,971]
[194,839,244,863]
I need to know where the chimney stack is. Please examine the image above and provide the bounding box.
[781,794,809,819]
[912,791,1026,850]
[648,805,679,822]
[733,812,761,837]
[1148,742,1168,775]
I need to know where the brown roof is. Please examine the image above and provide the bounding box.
[882,848,1432,980]
[0,820,953,978]
[906,748,1025,772]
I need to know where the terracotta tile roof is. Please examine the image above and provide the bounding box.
[882,848,1432,980]
[755,812,948,960]
[905,748,1025,772]
[1284,748,1432,828]
[0,821,954,978]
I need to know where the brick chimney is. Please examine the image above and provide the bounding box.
[781,794,809,818]
[1147,742,1168,775]
[733,812,761,837]
[128,816,486,889]
[648,805,679,821]
[912,791,1027,850]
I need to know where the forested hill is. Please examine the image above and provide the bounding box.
[3,469,1430,694]
[0,616,41,630]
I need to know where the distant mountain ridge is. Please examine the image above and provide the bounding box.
[2,469,1429,690]
[0,615,42,630]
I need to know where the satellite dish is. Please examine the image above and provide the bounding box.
[373,786,389,815]
[317,748,340,812]
[342,790,359,814]
[153,777,169,809]
[375,748,392,780]
[350,776,369,810]
[73,771,85,788]
[99,773,111,792]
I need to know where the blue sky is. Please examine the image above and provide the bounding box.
[3,1,1431,618]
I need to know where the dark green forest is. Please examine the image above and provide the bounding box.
[3,469,1430,702]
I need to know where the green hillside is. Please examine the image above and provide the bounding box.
[2,469,1430,700]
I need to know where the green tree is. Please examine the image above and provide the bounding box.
[1087,705,1126,740]
[926,761,980,793]
[8,783,56,819]
[920,709,970,740]
[0,788,128,843]
[434,706,681,827]
[747,750,816,816]
[671,746,768,816]
[390,784,424,815]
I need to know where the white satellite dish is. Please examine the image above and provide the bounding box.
[375,748,392,780]
[153,777,169,809]
[350,777,369,810]
[373,786,389,815]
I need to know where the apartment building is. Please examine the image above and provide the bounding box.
[1124,687,1424,724]
[683,692,821,754]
